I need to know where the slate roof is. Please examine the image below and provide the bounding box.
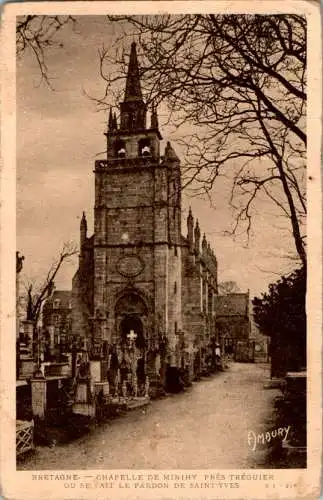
[47,290,72,309]
[215,293,249,317]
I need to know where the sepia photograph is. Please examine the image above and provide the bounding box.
[1,2,322,498]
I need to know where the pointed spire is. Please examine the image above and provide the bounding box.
[80,212,87,250]
[151,106,159,129]
[194,219,200,237]
[187,207,194,254]
[108,108,113,131]
[202,233,207,252]
[194,219,200,255]
[164,141,179,162]
[120,43,147,131]
[81,211,87,231]
[112,112,118,130]
[124,42,142,102]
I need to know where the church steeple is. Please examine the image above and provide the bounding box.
[105,43,162,160]
[120,42,146,131]
[124,42,143,102]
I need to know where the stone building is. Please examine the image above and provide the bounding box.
[215,292,251,354]
[72,43,218,384]
[42,290,72,355]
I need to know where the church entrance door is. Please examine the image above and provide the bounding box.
[115,293,149,393]
[120,315,146,388]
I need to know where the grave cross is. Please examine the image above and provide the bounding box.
[127,330,137,344]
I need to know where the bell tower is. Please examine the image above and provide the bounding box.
[120,41,146,130]
[105,42,161,162]
[92,42,182,370]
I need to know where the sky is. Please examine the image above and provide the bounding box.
[16,15,301,298]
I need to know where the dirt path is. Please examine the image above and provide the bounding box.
[19,362,282,470]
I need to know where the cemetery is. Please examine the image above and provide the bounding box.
[14,36,307,470]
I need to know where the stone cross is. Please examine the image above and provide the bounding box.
[127,330,137,343]
[127,330,137,352]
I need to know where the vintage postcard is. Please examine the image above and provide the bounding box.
[1,1,322,499]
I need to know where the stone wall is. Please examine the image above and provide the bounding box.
[181,229,218,377]
[102,167,154,210]
[90,156,184,358]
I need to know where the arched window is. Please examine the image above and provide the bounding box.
[114,140,126,158]
[138,138,151,157]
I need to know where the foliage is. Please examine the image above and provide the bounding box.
[252,266,306,372]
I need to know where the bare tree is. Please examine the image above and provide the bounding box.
[97,15,306,268]
[218,281,241,295]
[16,15,76,86]
[24,242,77,334]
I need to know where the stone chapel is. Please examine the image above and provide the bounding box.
[72,42,219,384]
